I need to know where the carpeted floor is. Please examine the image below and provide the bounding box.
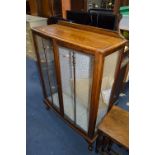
[26,56,129,155]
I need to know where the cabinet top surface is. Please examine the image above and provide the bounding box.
[32,23,126,54]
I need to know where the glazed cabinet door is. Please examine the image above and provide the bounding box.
[34,34,60,110]
[58,46,94,133]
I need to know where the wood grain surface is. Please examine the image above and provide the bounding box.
[32,23,126,54]
[98,105,129,149]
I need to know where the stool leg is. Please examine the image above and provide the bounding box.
[95,132,104,153]
[101,137,107,152]
[95,136,100,153]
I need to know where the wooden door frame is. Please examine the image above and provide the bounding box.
[88,52,104,138]
[52,39,64,116]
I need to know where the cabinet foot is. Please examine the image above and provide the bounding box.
[45,105,50,110]
[88,144,93,151]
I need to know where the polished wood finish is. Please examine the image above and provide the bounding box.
[29,0,62,17]
[32,23,126,55]
[88,53,104,138]
[29,0,38,16]
[61,0,71,18]
[71,0,87,12]
[98,105,129,149]
[32,22,126,148]
[41,0,53,17]
[58,21,123,39]
[51,0,62,17]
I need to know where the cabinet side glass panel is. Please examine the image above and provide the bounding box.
[96,51,120,128]
[35,35,60,109]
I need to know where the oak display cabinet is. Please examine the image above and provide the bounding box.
[32,21,126,150]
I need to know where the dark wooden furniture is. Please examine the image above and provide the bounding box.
[71,0,87,12]
[96,105,129,153]
[29,0,62,17]
[26,0,31,15]
[61,0,71,18]
[70,0,128,13]
[66,10,117,30]
[32,21,126,150]
[67,0,128,30]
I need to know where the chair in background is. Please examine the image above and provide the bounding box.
[88,8,117,30]
[66,10,117,31]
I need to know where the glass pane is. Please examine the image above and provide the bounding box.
[75,52,94,132]
[96,51,120,127]
[58,46,94,132]
[58,47,74,121]
[35,35,60,109]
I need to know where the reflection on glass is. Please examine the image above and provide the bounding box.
[58,46,94,132]
[35,35,60,109]
[75,52,94,132]
[59,47,74,121]
[96,51,119,127]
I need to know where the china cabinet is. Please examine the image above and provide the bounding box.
[32,21,126,149]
